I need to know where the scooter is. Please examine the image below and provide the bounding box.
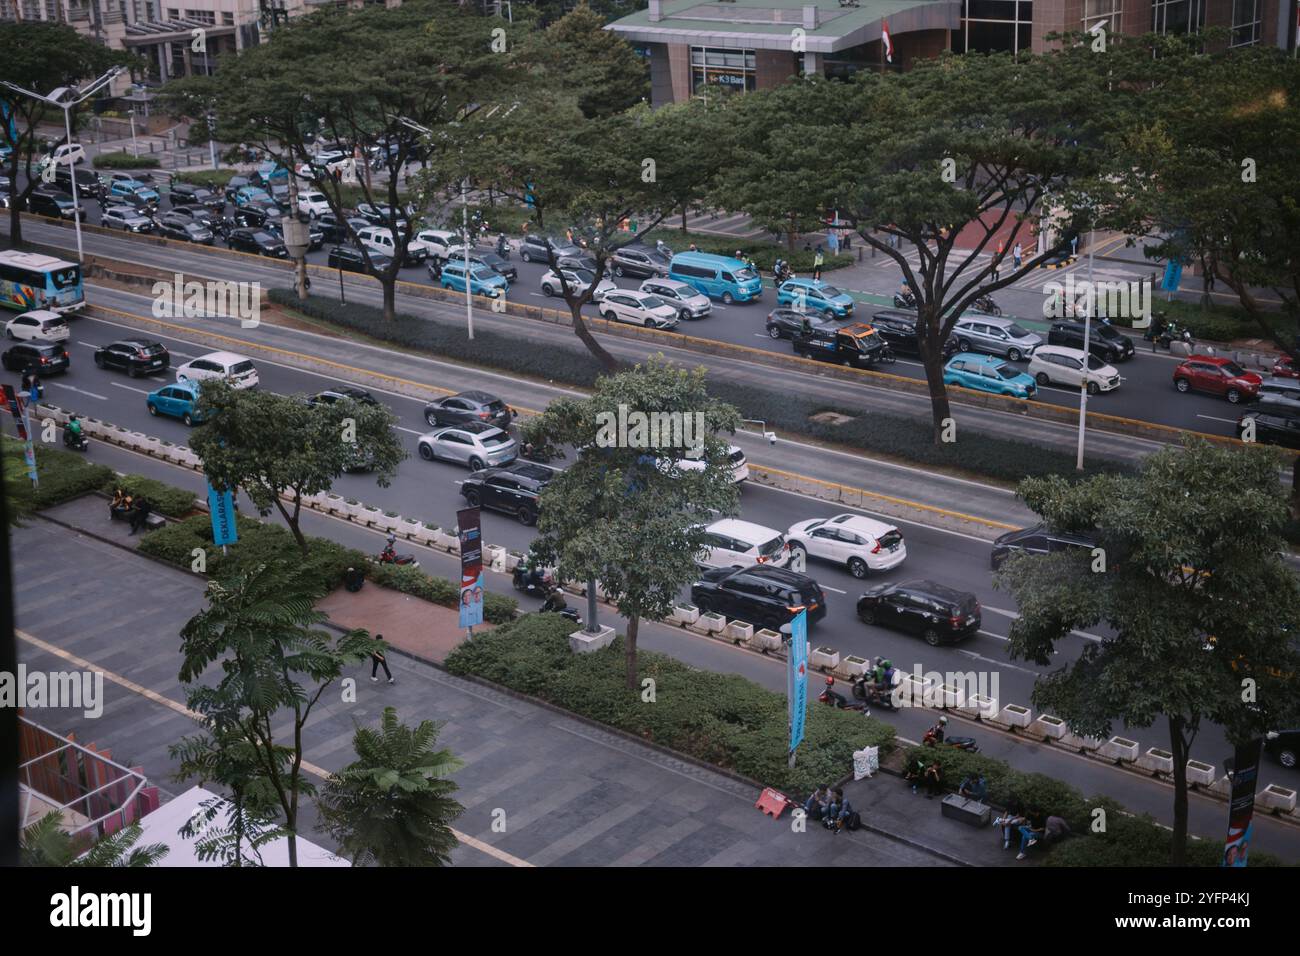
[819,677,871,714]
[512,565,553,598]
[539,588,583,627]
[773,264,793,288]
[62,428,88,452]
[893,290,917,309]
[922,725,979,752]
[375,535,419,568]
[851,675,899,710]
[495,235,510,260]
[972,294,1002,316]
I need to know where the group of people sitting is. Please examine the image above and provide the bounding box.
[993,802,1071,861]
[904,755,945,797]
[109,488,153,535]
[801,785,858,834]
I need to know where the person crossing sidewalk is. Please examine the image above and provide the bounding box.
[370,639,394,684]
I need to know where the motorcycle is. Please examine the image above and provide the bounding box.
[851,675,899,710]
[922,724,979,752]
[875,342,897,366]
[972,294,1002,316]
[773,264,793,288]
[375,535,419,568]
[1144,316,1192,350]
[495,235,510,259]
[512,565,553,598]
[819,677,871,714]
[893,290,917,309]
[62,427,88,452]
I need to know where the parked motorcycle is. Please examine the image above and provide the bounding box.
[922,721,979,752]
[893,289,917,309]
[972,294,1002,316]
[375,534,419,568]
[819,676,871,714]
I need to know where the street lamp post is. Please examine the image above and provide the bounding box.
[128,108,138,158]
[3,67,124,266]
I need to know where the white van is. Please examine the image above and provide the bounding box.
[175,351,259,390]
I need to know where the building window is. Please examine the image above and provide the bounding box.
[690,46,756,97]
[1082,0,1121,37]
[1151,0,1206,34]
[956,0,1033,56]
[222,10,232,23]
[1230,0,1260,46]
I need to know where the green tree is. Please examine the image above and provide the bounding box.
[179,559,380,867]
[521,359,742,687]
[190,381,405,553]
[317,706,464,867]
[996,438,1300,865]
[21,812,168,867]
[0,22,129,246]
[526,3,648,118]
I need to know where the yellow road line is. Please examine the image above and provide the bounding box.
[17,627,531,868]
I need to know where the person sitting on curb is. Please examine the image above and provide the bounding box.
[1016,808,1048,860]
[803,784,832,822]
[958,772,988,802]
[827,790,855,834]
[993,801,1027,851]
[904,755,927,794]
[922,760,944,798]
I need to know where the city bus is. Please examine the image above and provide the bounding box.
[0,250,85,314]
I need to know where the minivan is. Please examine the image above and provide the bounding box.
[356,225,425,266]
[952,316,1042,361]
[668,252,763,304]
[47,143,87,166]
[175,350,259,389]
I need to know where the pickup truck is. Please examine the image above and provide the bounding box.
[792,322,887,368]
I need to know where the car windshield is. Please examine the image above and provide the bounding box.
[230,361,255,374]
[735,268,757,281]
[471,269,497,282]
[818,285,843,297]
[1007,323,1032,338]
[572,269,596,285]
[252,232,276,243]
[995,364,1021,380]
[1223,362,1247,376]
[1086,354,1108,371]
[640,295,667,310]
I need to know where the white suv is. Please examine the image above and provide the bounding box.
[599,289,680,330]
[5,309,69,343]
[697,519,790,570]
[640,278,711,321]
[176,351,259,389]
[297,191,332,218]
[416,229,460,262]
[667,444,749,484]
[786,513,906,578]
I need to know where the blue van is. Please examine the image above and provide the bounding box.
[668,252,763,304]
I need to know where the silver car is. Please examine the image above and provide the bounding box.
[640,278,711,320]
[417,421,517,470]
[540,267,616,302]
[951,316,1043,361]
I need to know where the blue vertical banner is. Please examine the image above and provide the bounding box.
[2,384,38,485]
[1162,260,1183,294]
[788,609,809,754]
[457,506,484,629]
[206,481,238,546]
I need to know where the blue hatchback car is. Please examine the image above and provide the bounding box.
[441,261,508,298]
[146,380,204,425]
[777,279,856,319]
[109,179,160,205]
[943,352,1037,399]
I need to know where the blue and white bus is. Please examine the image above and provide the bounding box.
[0,250,85,314]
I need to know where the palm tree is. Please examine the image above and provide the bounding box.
[317,706,464,867]
[21,812,168,867]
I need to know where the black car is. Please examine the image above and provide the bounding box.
[317,213,370,244]
[307,385,378,407]
[169,180,224,212]
[423,389,513,429]
[474,251,517,282]
[170,203,218,227]
[27,189,82,220]
[1252,378,1300,414]
[1238,409,1300,449]
[2,340,70,374]
[227,227,288,258]
[766,308,840,340]
[989,523,1097,571]
[870,309,960,358]
[155,213,214,244]
[856,580,980,646]
[459,460,557,525]
[609,244,671,279]
[93,338,169,377]
[264,217,324,250]
[327,244,392,273]
[691,565,828,631]
[236,201,284,229]
[1047,321,1135,363]
[51,166,106,202]
[355,202,396,225]
[1264,729,1299,769]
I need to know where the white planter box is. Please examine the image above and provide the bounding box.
[689,612,725,635]
[323,494,345,515]
[899,672,932,706]
[991,704,1032,730]
[376,512,401,533]
[139,434,160,453]
[485,545,506,572]
[569,624,616,654]
[841,655,871,678]
[669,604,699,626]
[398,518,423,539]
[360,506,383,527]
[1061,731,1104,752]
[1209,775,1234,797]
[723,620,753,644]
[505,550,526,572]
[749,628,783,653]
[960,693,997,720]
[937,682,963,709]
[811,647,839,670]
[1100,736,1140,763]
[433,529,458,552]
[342,501,364,521]
[1027,714,1066,740]
[1186,760,1216,787]
[414,524,441,546]
[1137,748,1174,775]
[1257,784,1297,813]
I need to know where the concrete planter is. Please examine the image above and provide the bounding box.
[1027,714,1066,740]
[1137,748,1174,775]
[433,529,459,552]
[569,624,616,654]
[1061,731,1105,753]
[937,682,963,709]
[376,511,402,533]
[342,500,364,521]
[141,434,161,454]
[359,505,383,527]
[960,693,997,721]
[1186,760,1217,787]
[1209,775,1234,797]
[1257,784,1297,813]
[991,704,1032,730]
[324,493,346,515]
[841,655,871,678]
[505,550,526,572]
[414,523,441,547]
[723,620,753,644]
[485,545,506,572]
[689,612,725,635]
[899,671,933,707]
[811,647,839,670]
[669,604,699,626]
[1100,736,1140,763]
[398,517,424,539]
[126,431,148,450]
[749,628,783,653]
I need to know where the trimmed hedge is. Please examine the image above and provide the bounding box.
[446,613,896,794]
[15,439,116,510]
[900,745,1284,867]
[92,151,160,170]
[174,168,240,190]
[104,474,198,518]
[271,290,1132,483]
[368,560,517,626]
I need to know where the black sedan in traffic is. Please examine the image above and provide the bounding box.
[857,580,980,645]
[93,338,170,377]
[227,227,289,258]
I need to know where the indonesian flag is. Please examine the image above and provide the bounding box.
[882,20,894,63]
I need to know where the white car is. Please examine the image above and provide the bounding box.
[5,309,69,343]
[540,268,615,302]
[786,513,906,578]
[102,205,154,233]
[640,278,711,321]
[297,191,332,218]
[176,350,259,390]
[416,229,461,262]
[356,225,428,264]
[416,421,517,471]
[1027,344,1121,395]
[599,290,680,330]
[667,444,749,484]
[697,518,790,570]
[46,143,87,167]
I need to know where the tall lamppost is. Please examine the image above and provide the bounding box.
[3,66,124,265]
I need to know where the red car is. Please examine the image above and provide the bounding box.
[1273,356,1298,379]
[1172,356,1262,404]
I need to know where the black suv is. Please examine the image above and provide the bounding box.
[169,181,224,212]
[423,390,513,429]
[691,565,828,631]
[609,244,670,279]
[1047,320,1135,363]
[327,245,392,273]
[170,203,218,227]
[460,461,557,525]
[990,523,1097,571]
[2,340,70,373]
[766,308,839,340]
[27,189,82,220]
[856,580,980,646]
[264,217,324,250]
[1238,409,1300,449]
[1252,378,1300,414]
[227,227,288,258]
[307,385,378,407]
[155,213,214,244]
[93,339,169,377]
[870,309,960,358]
[51,166,106,202]
[317,213,369,244]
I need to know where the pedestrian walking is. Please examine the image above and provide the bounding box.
[813,245,825,280]
[993,239,1004,281]
[370,638,394,684]
[1013,242,1022,270]
[1070,234,1078,257]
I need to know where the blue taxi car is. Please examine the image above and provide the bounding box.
[942,352,1036,399]
[776,278,855,319]
[441,261,509,298]
[146,380,205,425]
[108,178,160,206]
